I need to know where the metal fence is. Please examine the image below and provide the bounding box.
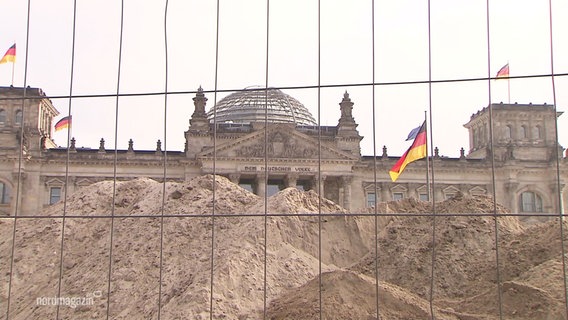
[1,0,567,319]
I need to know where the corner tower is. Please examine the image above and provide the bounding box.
[185,86,211,158]
[464,102,563,161]
[336,91,362,156]
[0,86,58,156]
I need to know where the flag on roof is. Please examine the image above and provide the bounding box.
[55,116,71,131]
[0,44,16,64]
[389,121,427,182]
[496,63,509,78]
[405,123,422,141]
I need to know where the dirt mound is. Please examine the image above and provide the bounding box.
[499,219,567,281]
[440,280,565,320]
[250,187,346,214]
[350,193,565,319]
[1,176,367,319]
[251,188,367,268]
[266,270,461,320]
[2,178,566,319]
[40,175,259,216]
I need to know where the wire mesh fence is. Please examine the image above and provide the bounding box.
[1,0,568,319]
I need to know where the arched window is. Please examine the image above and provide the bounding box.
[0,109,6,123]
[533,125,542,139]
[504,125,512,139]
[0,181,10,204]
[520,125,527,139]
[520,191,543,212]
[15,110,23,125]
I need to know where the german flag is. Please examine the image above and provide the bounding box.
[0,44,16,64]
[496,63,509,78]
[55,116,71,131]
[389,121,427,182]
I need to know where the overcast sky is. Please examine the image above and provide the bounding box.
[1,0,567,157]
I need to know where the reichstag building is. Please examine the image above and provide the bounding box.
[0,86,566,223]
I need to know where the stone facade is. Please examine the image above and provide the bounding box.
[0,86,566,222]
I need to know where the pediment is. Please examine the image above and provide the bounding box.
[75,178,94,187]
[390,184,407,192]
[443,186,460,194]
[44,177,65,186]
[363,182,381,192]
[416,185,428,192]
[469,186,486,196]
[198,124,358,161]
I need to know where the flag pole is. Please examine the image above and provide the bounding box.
[68,115,73,147]
[11,41,15,86]
[425,110,430,200]
[507,61,510,104]
[11,61,15,86]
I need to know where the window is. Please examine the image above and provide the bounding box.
[239,183,254,193]
[444,193,456,200]
[520,191,543,212]
[419,193,429,201]
[477,127,484,144]
[49,187,62,205]
[504,125,512,139]
[15,110,23,125]
[393,192,403,201]
[366,192,376,208]
[0,109,5,123]
[266,179,285,197]
[533,125,542,139]
[520,125,527,139]
[472,128,478,147]
[0,182,9,204]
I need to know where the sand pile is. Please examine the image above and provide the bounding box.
[266,270,462,320]
[0,176,367,319]
[1,177,567,319]
[351,193,566,319]
[39,175,259,216]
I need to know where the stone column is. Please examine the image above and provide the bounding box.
[256,174,266,197]
[342,176,353,211]
[285,173,298,189]
[312,174,326,195]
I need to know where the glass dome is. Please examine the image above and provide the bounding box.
[207,87,317,126]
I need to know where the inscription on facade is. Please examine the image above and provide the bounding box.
[242,166,316,172]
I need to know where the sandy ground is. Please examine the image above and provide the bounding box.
[1,175,567,319]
